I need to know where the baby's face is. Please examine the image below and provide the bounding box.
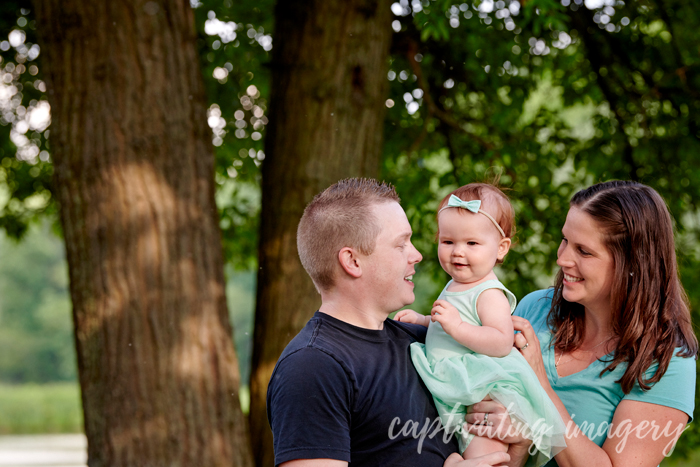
[436,208,509,285]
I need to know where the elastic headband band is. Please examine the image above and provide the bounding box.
[438,195,506,238]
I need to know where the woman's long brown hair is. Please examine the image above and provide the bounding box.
[550,181,698,393]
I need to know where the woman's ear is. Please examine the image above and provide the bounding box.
[497,238,511,260]
[338,247,362,278]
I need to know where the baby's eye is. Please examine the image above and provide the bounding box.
[442,240,453,245]
[467,241,478,246]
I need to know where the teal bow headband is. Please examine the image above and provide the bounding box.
[438,194,506,238]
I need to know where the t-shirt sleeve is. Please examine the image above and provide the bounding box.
[392,320,428,343]
[267,347,353,465]
[513,289,553,335]
[623,352,697,422]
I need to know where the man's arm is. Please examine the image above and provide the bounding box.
[281,460,348,467]
[443,452,510,467]
[268,348,352,465]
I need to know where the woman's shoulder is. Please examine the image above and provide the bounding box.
[624,350,697,421]
[513,288,555,334]
[520,288,554,304]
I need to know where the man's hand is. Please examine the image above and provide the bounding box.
[431,300,463,335]
[464,398,529,446]
[443,452,510,467]
[394,309,430,327]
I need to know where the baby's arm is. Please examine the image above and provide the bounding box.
[431,290,514,357]
[394,309,431,327]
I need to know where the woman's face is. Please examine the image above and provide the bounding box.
[557,207,615,314]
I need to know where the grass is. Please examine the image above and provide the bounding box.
[0,382,83,434]
[0,383,251,435]
[661,448,700,467]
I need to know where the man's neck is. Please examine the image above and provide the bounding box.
[318,298,387,330]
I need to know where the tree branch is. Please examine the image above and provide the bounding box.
[569,9,639,179]
[404,37,496,153]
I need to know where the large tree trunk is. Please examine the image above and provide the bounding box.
[32,1,253,466]
[249,1,393,465]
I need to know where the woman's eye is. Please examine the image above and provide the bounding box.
[578,247,591,256]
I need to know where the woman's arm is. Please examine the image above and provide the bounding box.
[602,400,687,467]
[432,289,514,357]
[531,387,687,467]
[462,398,532,467]
[512,316,690,467]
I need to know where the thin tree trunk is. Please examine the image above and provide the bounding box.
[32,1,253,466]
[249,1,393,465]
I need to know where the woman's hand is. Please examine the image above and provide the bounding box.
[511,316,548,387]
[394,309,430,327]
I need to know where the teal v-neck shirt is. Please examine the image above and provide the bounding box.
[514,289,696,451]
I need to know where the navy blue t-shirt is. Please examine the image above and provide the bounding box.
[267,311,458,466]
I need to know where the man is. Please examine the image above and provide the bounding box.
[267,178,512,467]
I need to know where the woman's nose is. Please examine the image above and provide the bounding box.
[556,244,573,267]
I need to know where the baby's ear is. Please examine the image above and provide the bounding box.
[497,237,511,260]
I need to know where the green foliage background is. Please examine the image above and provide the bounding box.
[0,0,698,458]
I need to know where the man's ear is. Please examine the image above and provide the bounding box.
[338,247,362,278]
[497,237,511,260]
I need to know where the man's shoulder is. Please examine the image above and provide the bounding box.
[270,313,427,391]
[278,314,324,355]
[274,314,348,372]
[386,318,428,344]
[283,312,426,355]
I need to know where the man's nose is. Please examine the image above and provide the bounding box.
[409,242,422,263]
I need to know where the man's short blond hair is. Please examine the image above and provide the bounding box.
[297,178,400,292]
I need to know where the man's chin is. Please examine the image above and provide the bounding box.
[402,292,416,308]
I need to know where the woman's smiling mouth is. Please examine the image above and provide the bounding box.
[564,273,583,283]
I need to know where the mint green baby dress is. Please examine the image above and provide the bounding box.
[410,280,567,466]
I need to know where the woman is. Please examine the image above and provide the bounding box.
[465,181,698,467]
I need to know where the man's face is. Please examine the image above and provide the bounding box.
[362,202,423,313]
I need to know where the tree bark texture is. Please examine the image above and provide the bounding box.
[32,1,253,466]
[250,1,393,465]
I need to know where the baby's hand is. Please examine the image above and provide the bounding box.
[394,309,430,327]
[431,300,462,334]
